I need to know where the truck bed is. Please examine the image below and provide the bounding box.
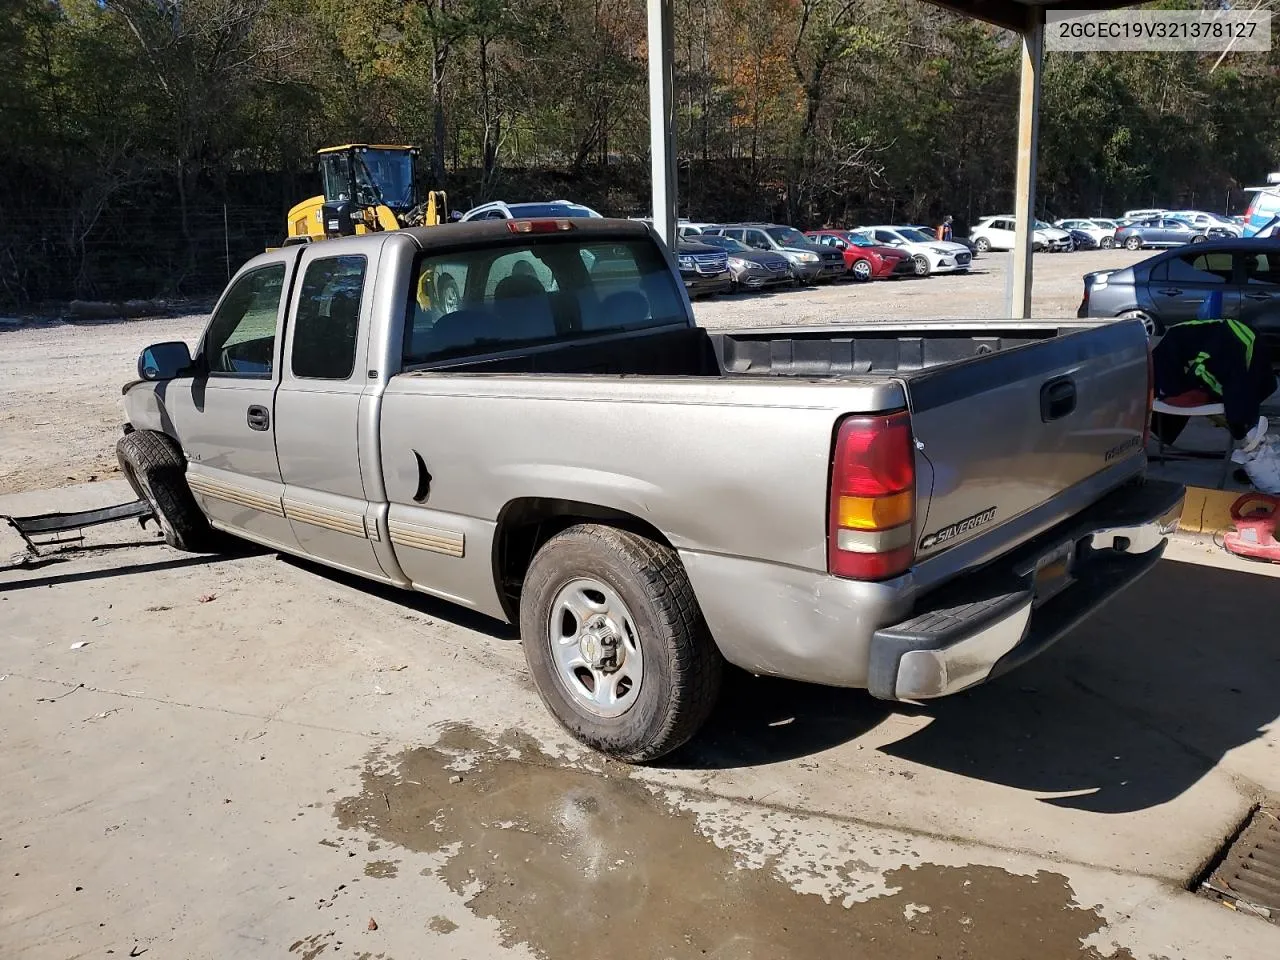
[414,320,1102,380]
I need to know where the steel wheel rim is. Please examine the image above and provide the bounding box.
[1121,309,1157,338]
[853,260,872,281]
[549,577,643,718]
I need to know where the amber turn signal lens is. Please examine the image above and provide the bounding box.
[836,491,914,531]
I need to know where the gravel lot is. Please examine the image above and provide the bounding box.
[0,249,1142,495]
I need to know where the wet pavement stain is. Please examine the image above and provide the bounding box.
[334,724,1133,960]
[428,915,459,934]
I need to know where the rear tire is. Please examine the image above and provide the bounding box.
[1119,308,1162,338]
[1124,235,1142,251]
[1101,236,1115,249]
[519,524,722,763]
[974,237,990,253]
[116,430,216,552]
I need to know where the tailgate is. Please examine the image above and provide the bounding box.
[906,320,1150,561]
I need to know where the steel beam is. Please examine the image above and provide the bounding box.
[1010,6,1045,319]
[646,0,678,251]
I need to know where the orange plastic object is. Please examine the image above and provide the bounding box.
[1223,494,1280,562]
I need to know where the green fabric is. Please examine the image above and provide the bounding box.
[1168,316,1257,377]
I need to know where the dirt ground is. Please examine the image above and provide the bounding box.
[0,249,1136,496]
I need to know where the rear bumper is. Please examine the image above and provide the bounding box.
[867,478,1184,700]
[681,475,1182,693]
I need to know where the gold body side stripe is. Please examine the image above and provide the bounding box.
[187,474,286,518]
[388,519,465,558]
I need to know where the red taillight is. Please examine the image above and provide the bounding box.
[828,411,916,581]
[507,219,574,234]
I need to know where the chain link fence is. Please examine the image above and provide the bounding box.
[0,203,286,309]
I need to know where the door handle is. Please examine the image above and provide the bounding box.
[246,405,270,431]
[1040,377,1077,423]
[1157,288,1183,296]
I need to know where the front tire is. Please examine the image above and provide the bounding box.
[116,430,216,552]
[519,524,722,763]
[912,255,931,277]
[851,259,873,282]
[974,237,991,253]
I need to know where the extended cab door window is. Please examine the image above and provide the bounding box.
[203,265,286,376]
[291,255,367,381]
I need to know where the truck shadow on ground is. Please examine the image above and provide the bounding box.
[675,557,1280,814]
[279,554,519,642]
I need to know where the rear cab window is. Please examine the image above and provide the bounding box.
[404,235,688,365]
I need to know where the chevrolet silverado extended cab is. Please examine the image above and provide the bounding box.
[119,218,1183,761]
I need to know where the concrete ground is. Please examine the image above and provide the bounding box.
[2,480,1279,960]
[5,246,1280,958]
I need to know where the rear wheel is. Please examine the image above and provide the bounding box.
[1191,234,1208,244]
[1119,308,1162,338]
[974,236,991,253]
[912,255,931,277]
[519,524,722,762]
[1101,236,1115,249]
[1124,235,1142,251]
[851,259,873,282]
[116,430,216,552]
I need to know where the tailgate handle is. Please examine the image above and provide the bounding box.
[1040,377,1076,422]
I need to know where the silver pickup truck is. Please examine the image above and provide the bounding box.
[119,218,1184,761]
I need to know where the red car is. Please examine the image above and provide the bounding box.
[804,230,913,281]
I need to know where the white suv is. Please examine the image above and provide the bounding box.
[971,216,1072,252]
[460,200,602,222]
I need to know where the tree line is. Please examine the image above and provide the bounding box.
[2,0,1277,303]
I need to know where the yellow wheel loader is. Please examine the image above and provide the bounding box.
[283,144,449,245]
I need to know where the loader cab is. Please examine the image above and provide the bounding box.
[282,143,446,247]
[317,144,418,238]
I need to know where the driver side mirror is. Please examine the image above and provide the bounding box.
[138,341,193,381]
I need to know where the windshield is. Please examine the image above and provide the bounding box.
[353,149,415,210]
[404,236,686,365]
[509,203,600,219]
[766,226,809,246]
[699,235,748,253]
[898,228,932,243]
[844,234,874,247]
[1034,220,1052,230]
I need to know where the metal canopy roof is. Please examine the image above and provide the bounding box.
[921,0,1149,33]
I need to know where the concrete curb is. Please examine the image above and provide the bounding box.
[1176,485,1242,539]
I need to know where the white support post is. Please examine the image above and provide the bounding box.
[647,0,677,251]
[1010,7,1044,319]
